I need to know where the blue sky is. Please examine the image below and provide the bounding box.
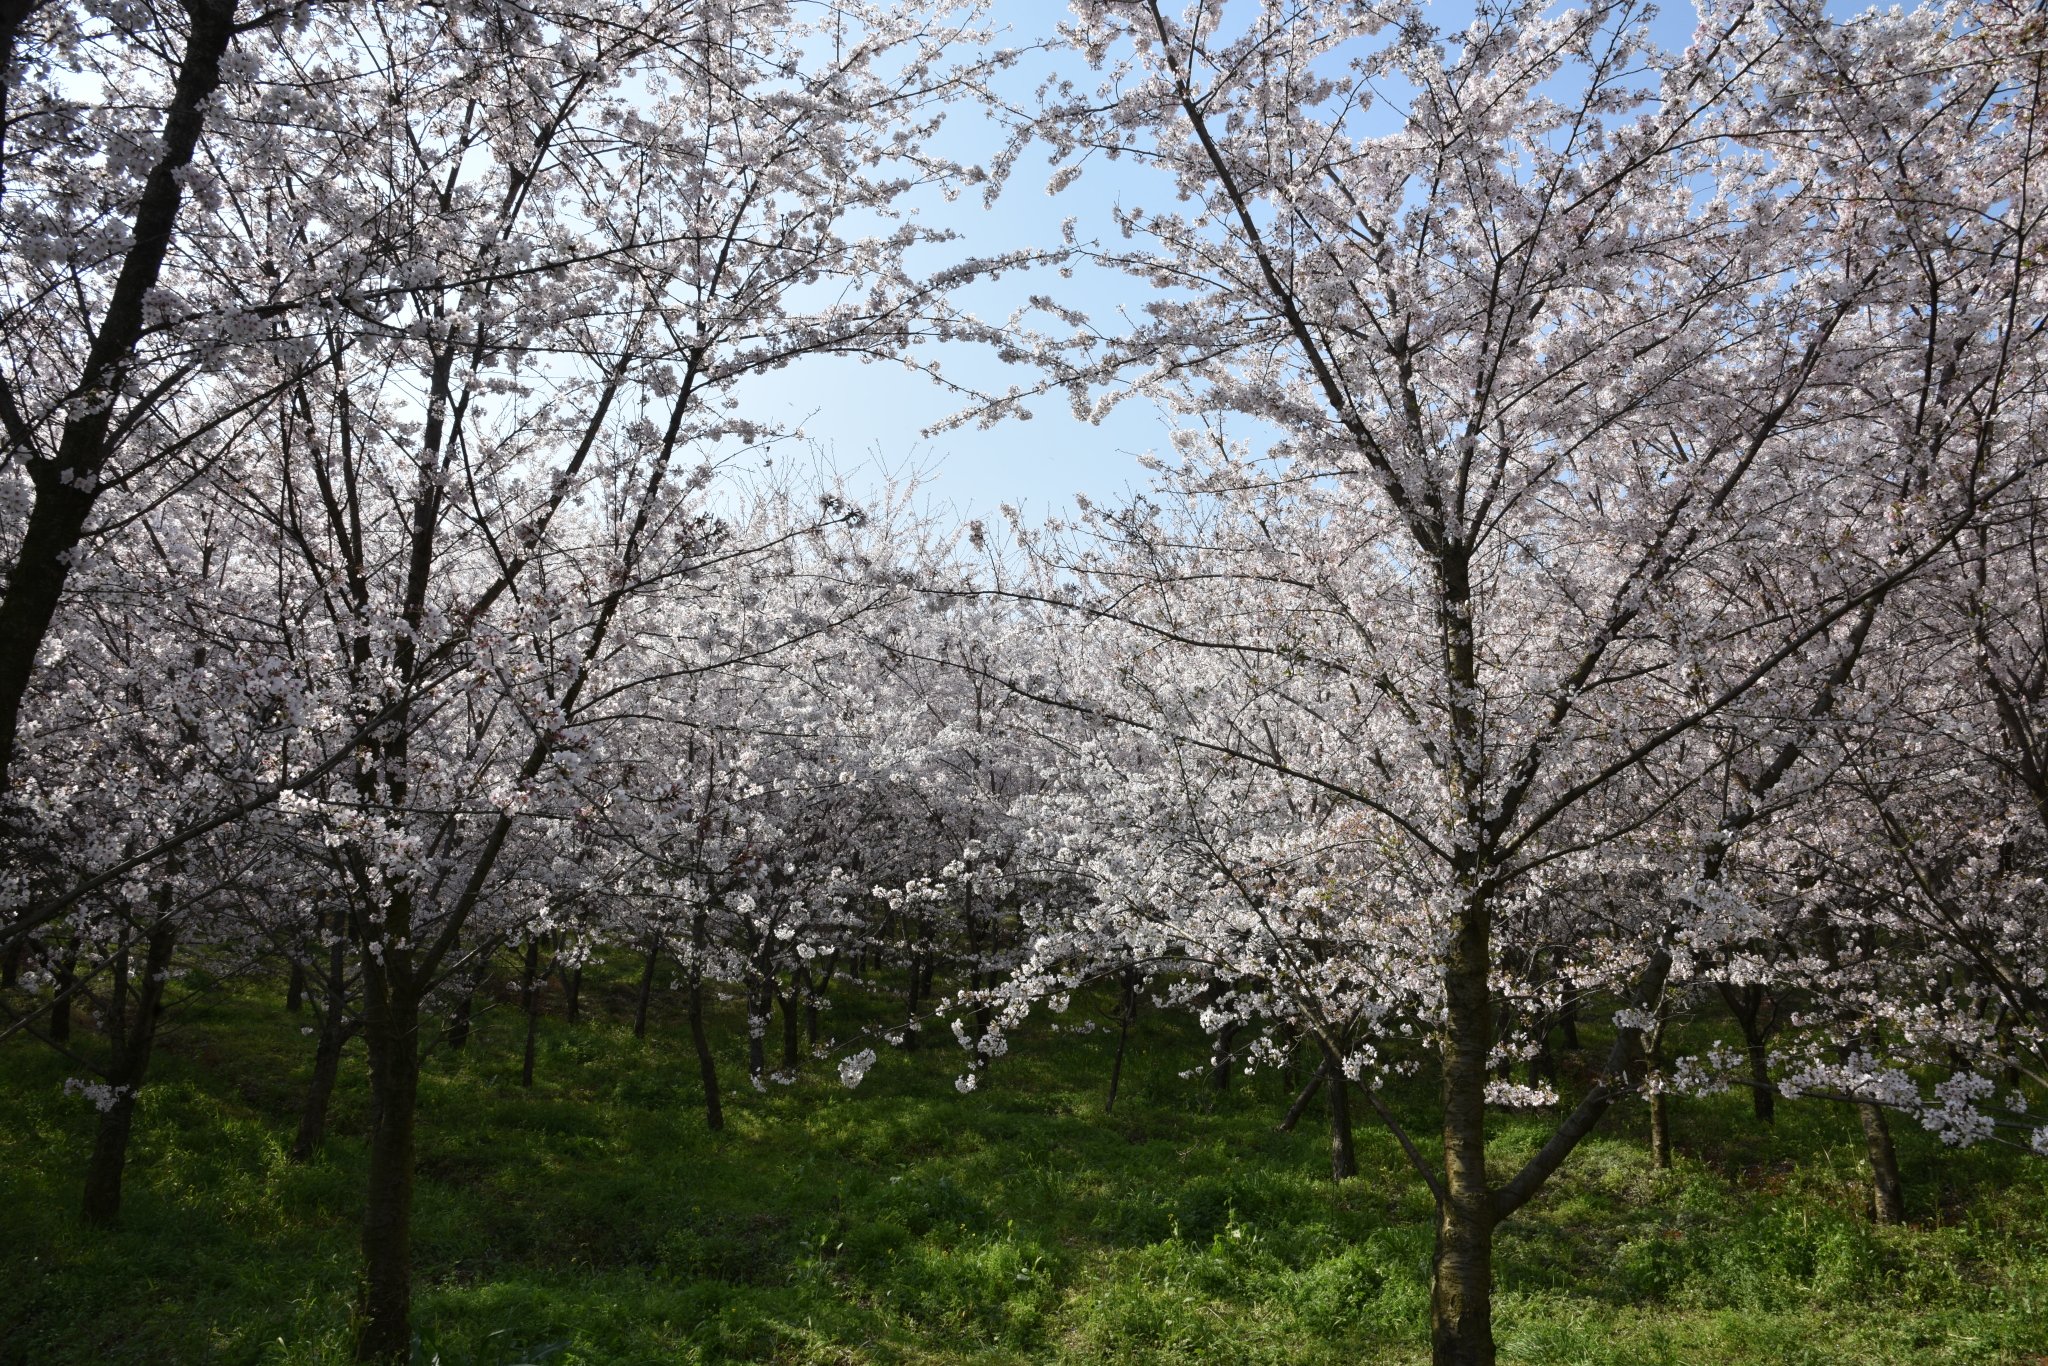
[739,0,1718,523]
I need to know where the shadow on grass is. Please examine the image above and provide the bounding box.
[1,974,2043,1365]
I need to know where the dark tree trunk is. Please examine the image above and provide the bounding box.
[1558,994,1580,1051]
[519,938,541,1089]
[80,1090,143,1227]
[355,997,421,1362]
[1106,972,1138,1114]
[80,916,176,1227]
[778,990,800,1070]
[294,914,352,1163]
[687,968,723,1132]
[1859,1101,1906,1225]
[292,1016,347,1164]
[1210,1018,1241,1091]
[286,960,306,1013]
[1647,1020,1672,1169]
[806,953,837,1046]
[1327,1058,1357,1182]
[1279,1062,1326,1133]
[49,942,74,1043]
[1721,985,1776,1125]
[0,0,241,798]
[562,965,582,1026]
[1747,1038,1775,1125]
[1432,888,1496,1366]
[901,923,925,1050]
[633,935,661,1040]
[443,987,473,1052]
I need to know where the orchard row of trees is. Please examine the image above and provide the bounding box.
[3,2,2045,1364]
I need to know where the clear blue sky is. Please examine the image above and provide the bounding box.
[739,0,1720,523]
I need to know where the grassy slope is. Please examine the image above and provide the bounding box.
[1,966,2044,1366]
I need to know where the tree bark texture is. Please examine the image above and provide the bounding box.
[355,997,421,1362]
[0,0,240,796]
[80,916,176,1227]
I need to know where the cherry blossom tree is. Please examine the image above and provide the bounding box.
[984,1,2048,1359]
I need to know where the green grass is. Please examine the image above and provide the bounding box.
[3,971,2045,1365]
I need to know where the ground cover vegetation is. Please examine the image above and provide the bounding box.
[3,966,2045,1365]
[2,1,2047,1363]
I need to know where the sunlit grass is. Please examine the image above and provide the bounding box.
[2,966,2043,1364]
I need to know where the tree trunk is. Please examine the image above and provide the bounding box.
[519,938,540,1089]
[1106,972,1137,1114]
[49,941,74,1043]
[0,0,241,799]
[443,987,473,1052]
[1279,1062,1326,1133]
[1327,1059,1357,1182]
[295,915,352,1161]
[1210,1018,1241,1091]
[292,1017,347,1164]
[1747,1038,1775,1125]
[81,1089,143,1228]
[902,929,924,1051]
[286,960,306,1013]
[633,935,661,1039]
[80,917,176,1227]
[1650,1091,1672,1170]
[1432,890,1496,1366]
[1858,1101,1905,1225]
[1721,985,1776,1125]
[562,965,581,1026]
[1647,1019,1672,1169]
[355,998,421,1362]
[778,990,799,1070]
[687,968,723,1132]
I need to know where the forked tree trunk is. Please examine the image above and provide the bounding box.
[80,916,176,1227]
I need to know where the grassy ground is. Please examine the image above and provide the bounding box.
[2,967,2044,1365]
